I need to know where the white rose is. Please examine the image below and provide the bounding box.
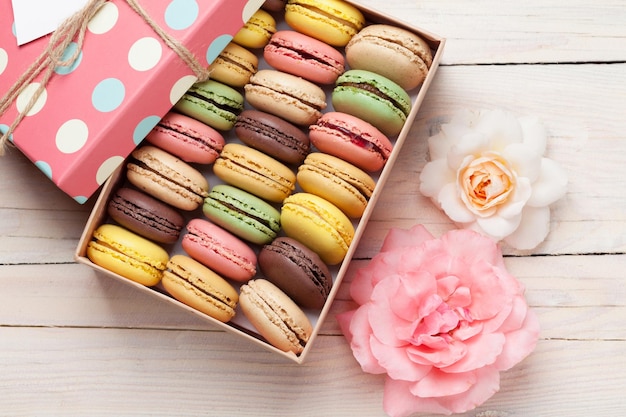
[419,109,568,250]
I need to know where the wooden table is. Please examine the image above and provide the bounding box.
[2,1,625,415]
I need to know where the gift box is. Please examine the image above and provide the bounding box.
[76,1,445,363]
[0,0,264,203]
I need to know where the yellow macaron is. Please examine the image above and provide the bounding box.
[280,192,355,265]
[285,0,365,47]
[87,224,169,286]
[297,152,376,218]
[209,42,258,88]
[213,143,296,203]
[233,9,276,49]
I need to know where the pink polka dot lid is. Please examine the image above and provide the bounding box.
[0,0,264,203]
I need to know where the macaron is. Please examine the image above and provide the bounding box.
[107,187,185,244]
[332,69,412,137]
[297,152,376,218]
[244,69,327,126]
[213,143,296,203]
[346,24,433,90]
[280,192,354,265]
[239,279,313,354]
[235,110,310,165]
[87,224,169,287]
[174,79,244,131]
[258,237,332,310]
[233,9,276,49]
[309,111,393,172]
[203,184,281,245]
[209,42,258,88]
[285,0,365,47]
[145,112,225,164]
[182,218,257,282]
[126,145,209,211]
[262,0,287,12]
[163,255,239,323]
[264,30,345,84]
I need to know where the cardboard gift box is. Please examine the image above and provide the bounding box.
[76,1,445,363]
[0,0,264,203]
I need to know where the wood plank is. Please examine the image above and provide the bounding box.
[0,327,624,416]
[357,0,626,65]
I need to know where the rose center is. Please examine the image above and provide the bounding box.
[458,154,515,214]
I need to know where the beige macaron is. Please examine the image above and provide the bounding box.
[346,24,432,90]
[127,146,209,211]
[244,69,327,126]
[239,279,312,355]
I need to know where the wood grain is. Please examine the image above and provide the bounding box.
[1,0,625,416]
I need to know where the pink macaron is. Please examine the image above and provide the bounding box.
[182,218,257,282]
[146,112,225,164]
[264,30,345,84]
[309,112,393,172]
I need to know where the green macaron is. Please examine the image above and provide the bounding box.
[203,184,281,245]
[174,80,244,131]
[331,69,411,137]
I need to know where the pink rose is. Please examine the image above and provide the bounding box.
[337,225,540,416]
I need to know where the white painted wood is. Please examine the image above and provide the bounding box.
[1,1,625,415]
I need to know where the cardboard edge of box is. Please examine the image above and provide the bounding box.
[75,2,446,365]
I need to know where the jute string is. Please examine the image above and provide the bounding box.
[0,0,211,155]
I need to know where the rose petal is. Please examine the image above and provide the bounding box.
[380,224,435,253]
[440,229,505,268]
[476,212,522,240]
[475,109,524,150]
[419,158,456,198]
[519,115,547,155]
[345,307,387,374]
[369,336,431,381]
[466,261,508,320]
[438,183,476,223]
[437,366,502,414]
[393,271,438,322]
[502,143,542,182]
[407,339,467,368]
[383,378,454,417]
[448,132,489,169]
[527,158,568,207]
[369,277,409,347]
[503,206,551,250]
[411,368,476,398]
[496,176,532,219]
[495,308,540,370]
[442,333,505,373]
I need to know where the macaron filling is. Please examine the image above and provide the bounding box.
[166,262,237,311]
[236,116,309,157]
[266,39,343,72]
[186,90,243,117]
[155,119,221,153]
[129,157,208,202]
[108,194,182,239]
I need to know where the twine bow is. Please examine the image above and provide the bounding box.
[0,0,211,155]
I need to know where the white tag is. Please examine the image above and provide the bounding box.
[12,0,89,45]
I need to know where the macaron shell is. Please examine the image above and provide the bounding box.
[258,237,331,309]
[213,143,296,203]
[233,9,276,49]
[280,192,354,265]
[244,69,326,126]
[163,255,239,323]
[264,30,345,84]
[107,187,185,244]
[182,218,257,282]
[346,24,432,90]
[297,153,375,218]
[203,184,281,245]
[209,42,259,88]
[87,224,169,287]
[235,110,310,165]
[309,112,393,172]
[127,146,209,211]
[285,0,365,47]
[174,80,244,131]
[146,112,225,164]
[239,279,312,354]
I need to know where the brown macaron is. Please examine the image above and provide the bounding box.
[235,110,310,165]
[258,237,332,309]
[107,187,185,244]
